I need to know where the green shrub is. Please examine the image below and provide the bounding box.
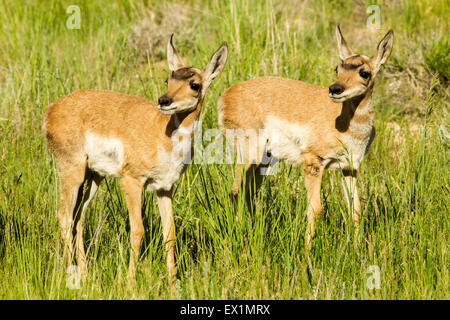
[424,37,450,83]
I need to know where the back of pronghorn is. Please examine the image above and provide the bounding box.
[219,26,393,248]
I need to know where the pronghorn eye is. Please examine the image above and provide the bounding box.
[165,77,168,84]
[334,66,338,73]
[190,81,201,91]
[359,71,370,79]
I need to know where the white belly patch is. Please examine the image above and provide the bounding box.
[84,131,124,177]
[265,115,310,164]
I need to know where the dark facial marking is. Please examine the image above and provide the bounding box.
[341,62,364,70]
[341,55,366,70]
[171,67,196,80]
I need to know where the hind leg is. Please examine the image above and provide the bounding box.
[231,163,252,199]
[231,164,257,207]
[244,163,266,210]
[231,163,267,212]
[231,136,268,211]
[56,157,87,267]
[72,169,103,276]
[242,148,273,210]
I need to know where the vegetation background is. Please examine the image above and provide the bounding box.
[0,0,448,299]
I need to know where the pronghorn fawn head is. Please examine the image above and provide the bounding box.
[157,35,228,115]
[329,25,394,103]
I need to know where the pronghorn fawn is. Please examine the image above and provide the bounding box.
[44,35,228,282]
[219,26,393,249]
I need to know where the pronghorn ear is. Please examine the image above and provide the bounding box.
[202,42,228,92]
[167,34,185,72]
[336,25,354,60]
[372,29,394,74]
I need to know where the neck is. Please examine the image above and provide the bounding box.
[167,96,204,137]
[335,86,374,133]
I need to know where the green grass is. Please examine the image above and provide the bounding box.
[0,0,448,299]
[424,37,450,84]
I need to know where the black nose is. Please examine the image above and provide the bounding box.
[158,94,172,106]
[329,84,344,95]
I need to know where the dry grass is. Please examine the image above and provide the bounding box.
[128,2,197,64]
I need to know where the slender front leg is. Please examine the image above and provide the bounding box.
[303,160,324,250]
[342,169,361,228]
[156,188,176,284]
[120,176,144,278]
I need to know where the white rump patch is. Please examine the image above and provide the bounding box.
[84,131,124,177]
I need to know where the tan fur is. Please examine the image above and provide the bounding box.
[219,26,393,249]
[44,36,228,283]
